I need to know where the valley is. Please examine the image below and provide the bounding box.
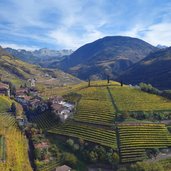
[0,37,171,171]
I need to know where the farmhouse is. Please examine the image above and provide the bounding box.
[51,101,74,122]
[54,165,71,171]
[0,82,10,96]
[16,88,28,98]
[49,96,63,104]
[27,78,36,87]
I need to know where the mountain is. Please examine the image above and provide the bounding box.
[118,47,171,90]
[58,36,158,80]
[156,44,168,49]
[0,46,81,87]
[4,47,73,68]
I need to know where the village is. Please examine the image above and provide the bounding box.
[0,79,74,171]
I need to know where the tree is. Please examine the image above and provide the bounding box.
[88,79,91,87]
[66,139,74,148]
[107,75,110,84]
[63,152,78,167]
[111,152,119,165]
[9,82,16,96]
[11,102,16,115]
[89,151,98,163]
[73,144,80,151]
[120,80,123,87]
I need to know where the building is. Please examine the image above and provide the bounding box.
[51,103,73,122]
[27,78,36,87]
[49,96,63,104]
[55,165,71,171]
[0,82,10,96]
[59,101,74,111]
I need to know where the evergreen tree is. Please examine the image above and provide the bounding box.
[11,102,16,116]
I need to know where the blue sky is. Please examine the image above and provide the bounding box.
[0,0,171,50]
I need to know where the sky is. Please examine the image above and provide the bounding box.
[0,0,171,50]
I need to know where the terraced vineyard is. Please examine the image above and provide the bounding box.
[0,113,32,171]
[118,123,171,163]
[29,112,59,129]
[74,86,116,125]
[48,122,117,149]
[109,86,171,112]
[0,96,12,112]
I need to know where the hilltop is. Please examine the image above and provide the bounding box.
[58,36,157,80]
[0,46,81,88]
[118,47,171,89]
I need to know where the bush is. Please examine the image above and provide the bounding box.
[63,152,78,167]
[66,139,74,148]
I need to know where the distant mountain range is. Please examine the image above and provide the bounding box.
[118,47,171,90]
[0,46,81,87]
[2,36,171,90]
[58,36,158,80]
[5,47,73,68]
[156,44,168,49]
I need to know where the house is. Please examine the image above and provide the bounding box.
[27,78,36,87]
[49,96,63,104]
[34,141,49,149]
[0,82,10,96]
[60,109,71,122]
[59,101,74,111]
[51,103,73,122]
[16,88,28,98]
[55,165,71,171]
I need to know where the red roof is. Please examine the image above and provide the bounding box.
[0,82,9,90]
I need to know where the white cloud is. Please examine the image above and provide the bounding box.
[0,42,39,51]
[118,23,171,46]
[142,23,171,46]
[49,27,106,49]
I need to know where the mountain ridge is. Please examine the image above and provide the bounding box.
[58,36,158,80]
[4,47,73,68]
[118,47,171,89]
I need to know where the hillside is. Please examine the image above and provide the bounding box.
[5,47,73,68]
[58,36,158,80]
[118,47,171,89]
[0,96,32,170]
[0,46,81,87]
[30,81,171,166]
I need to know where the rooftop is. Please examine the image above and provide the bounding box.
[55,165,71,171]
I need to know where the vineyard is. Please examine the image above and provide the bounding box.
[118,123,171,163]
[74,86,116,125]
[0,96,12,112]
[0,113,32,171]
[29,112,59,129]
[109,86,171,112]
[48,122,117,149]
[11,80,171,167]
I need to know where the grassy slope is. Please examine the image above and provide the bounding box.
[0,53,82,88]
